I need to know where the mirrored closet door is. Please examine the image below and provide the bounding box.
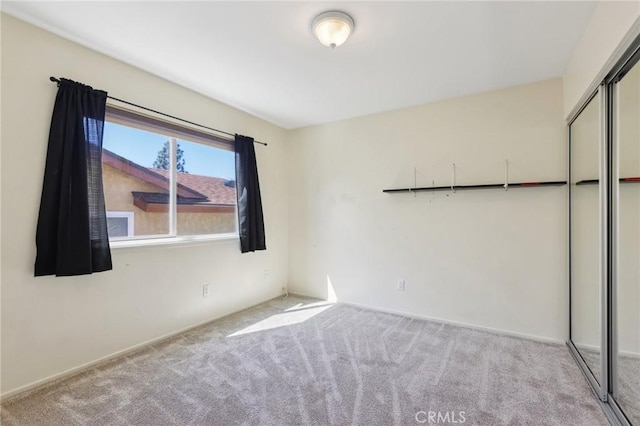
[611,53,640,426]
[569,36,640,426]
[569,90,605,393]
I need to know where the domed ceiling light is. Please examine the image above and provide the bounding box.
[312,11,355,49]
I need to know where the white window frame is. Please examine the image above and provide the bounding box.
[106,211,135,238]
[103,104,239,249]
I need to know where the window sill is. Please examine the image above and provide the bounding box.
[109,233,239,250]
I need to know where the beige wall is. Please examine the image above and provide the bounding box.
[1,14,289,396]
[287,79,568,342]
[563,1,640,118]
[102,165,236,236]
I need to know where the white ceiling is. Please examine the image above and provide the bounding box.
[2,1,596,129]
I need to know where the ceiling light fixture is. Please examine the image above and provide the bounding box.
[312,11,355,49]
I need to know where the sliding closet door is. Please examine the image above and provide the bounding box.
[569,91,605,392]
[567,35,640,426]
[611,56,640,425]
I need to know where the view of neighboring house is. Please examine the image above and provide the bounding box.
[101,149,237,238]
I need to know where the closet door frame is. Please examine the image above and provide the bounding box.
[600,82,611,404]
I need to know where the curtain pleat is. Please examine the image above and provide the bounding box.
[235,134,266,253]
[35,79,112,276]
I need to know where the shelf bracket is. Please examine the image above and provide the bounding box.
[451,163,456,193]
[504,159,509,191]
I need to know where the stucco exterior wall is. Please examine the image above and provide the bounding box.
[177,212,236,236]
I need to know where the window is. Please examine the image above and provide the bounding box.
[106,211,134,238]
[102,105,237,244]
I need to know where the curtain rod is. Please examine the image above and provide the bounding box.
[49,77,267,146]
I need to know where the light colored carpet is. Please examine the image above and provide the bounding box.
[2,295,608,425]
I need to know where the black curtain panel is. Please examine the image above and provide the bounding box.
[35,79,112,276]
[235,134,266,253]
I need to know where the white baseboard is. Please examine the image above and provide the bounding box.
[285,288,325,300]
[621,350,640,359]
[338,300,565,345]
[573,342,601,353]
[573,342,640,359]
[1,292,286,402]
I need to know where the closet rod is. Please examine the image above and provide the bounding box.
[576,177,640,185]
[49,77,267,146]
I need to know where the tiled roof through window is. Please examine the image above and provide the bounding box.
[149,169,236,206]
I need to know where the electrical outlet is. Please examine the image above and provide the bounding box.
[264,269,270,281]
[202,284,210,297]
[396,280,405,291]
